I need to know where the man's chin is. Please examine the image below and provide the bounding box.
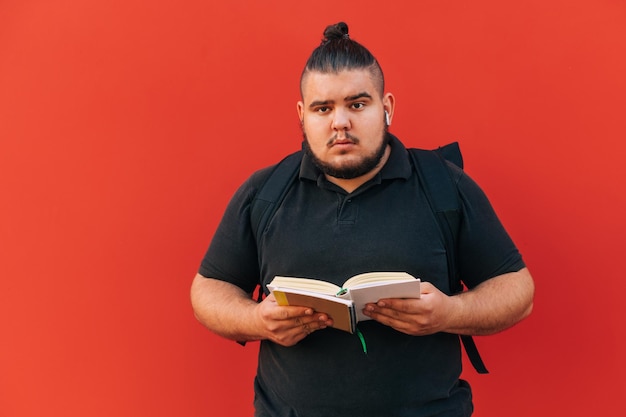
[322,160,374,180]
[302,134,389,179]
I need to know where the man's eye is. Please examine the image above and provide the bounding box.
[352,102,365,109]
[317,107,330,113]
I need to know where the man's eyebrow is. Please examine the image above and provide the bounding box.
[345,92,373,101]
[308,92,373,109]
[308,99,334,109]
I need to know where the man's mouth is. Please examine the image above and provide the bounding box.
[327,134,359,147]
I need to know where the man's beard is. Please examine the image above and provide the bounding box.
[302,129,391,180]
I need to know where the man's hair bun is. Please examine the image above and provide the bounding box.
[302,21,385,95]
[322,22,349,43]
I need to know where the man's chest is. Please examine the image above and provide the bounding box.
[257,180,451,292]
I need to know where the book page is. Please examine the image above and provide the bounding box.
[348,279,421,322]
[268,276,341,295]
[343,271,416,289]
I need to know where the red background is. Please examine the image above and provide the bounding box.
[1,1,625,416]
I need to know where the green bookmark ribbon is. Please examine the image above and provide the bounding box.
[356,326,367,354]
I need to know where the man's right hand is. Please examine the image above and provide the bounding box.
[191,275,332,346]
[254,294,333,346]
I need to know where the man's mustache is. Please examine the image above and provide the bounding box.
[327,132,359,146]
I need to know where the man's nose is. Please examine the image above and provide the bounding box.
[331,109,351,131]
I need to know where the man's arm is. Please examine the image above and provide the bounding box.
[363,267,534,336]
[190,274,333,346]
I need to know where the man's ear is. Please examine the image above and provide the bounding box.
[383,92,395,125]
[296,101,304,123]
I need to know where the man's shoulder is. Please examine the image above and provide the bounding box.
[253,151,301,180]
[241,151,303,197]
[246,165,276,190]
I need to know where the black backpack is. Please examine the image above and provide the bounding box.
[249,142,489,374]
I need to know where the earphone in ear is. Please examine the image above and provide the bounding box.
[385,111,391,126]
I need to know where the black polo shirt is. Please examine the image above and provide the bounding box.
[199,136,525,417]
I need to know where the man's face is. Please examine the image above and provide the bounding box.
[297,69,394,179]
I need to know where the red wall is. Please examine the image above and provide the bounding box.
[1,1,625,416]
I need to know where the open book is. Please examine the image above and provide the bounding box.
[267,272,420,333]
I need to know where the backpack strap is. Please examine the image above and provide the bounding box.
[250,150,303,242]
[409,146,462,293]
[434,141,464,170]
[409,145,489,374]
[242,150,303,320]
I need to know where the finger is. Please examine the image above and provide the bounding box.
[363,303,417,330]
[376,298,420,311]
[363,309,404,330]
[271,304,314,321]
[294,315,331,334]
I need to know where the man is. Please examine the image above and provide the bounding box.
[191,22,534,417]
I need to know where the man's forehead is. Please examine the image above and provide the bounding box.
[301,69,379,102]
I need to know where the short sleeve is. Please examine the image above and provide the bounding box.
[198,167,272,293]
[455,168,526,288]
